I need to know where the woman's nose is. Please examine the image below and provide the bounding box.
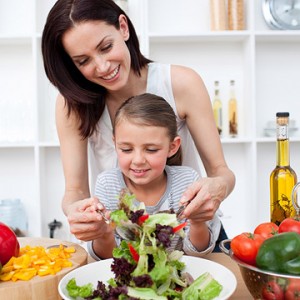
[94,56,109,75]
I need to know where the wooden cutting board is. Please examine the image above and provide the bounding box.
[0,237,88,300]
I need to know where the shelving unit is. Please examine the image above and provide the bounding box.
[0,0,300,239]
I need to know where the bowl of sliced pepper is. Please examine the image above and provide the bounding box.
[220,230,300,299]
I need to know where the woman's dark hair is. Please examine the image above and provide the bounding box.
[42,0,151,139]
[114,93,182,166]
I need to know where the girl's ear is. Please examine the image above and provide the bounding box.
[168,136,181,158]
[119,14,130,41]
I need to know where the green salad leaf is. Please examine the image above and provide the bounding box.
[127,287,168,299]
[66,278,93,298]
[181,272,223,300]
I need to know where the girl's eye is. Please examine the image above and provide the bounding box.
[147,149,158,153]
[120,148,132,153]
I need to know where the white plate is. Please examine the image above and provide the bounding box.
[58,256,237,300]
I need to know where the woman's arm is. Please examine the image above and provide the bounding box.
[56,93,90,215]
[56,94,111,242]
[171,65,235,220]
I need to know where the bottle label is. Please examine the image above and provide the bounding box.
[277,125,288,140]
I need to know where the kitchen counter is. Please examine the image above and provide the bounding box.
[205,253,252,299]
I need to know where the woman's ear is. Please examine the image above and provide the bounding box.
[168,136,181,158]
[119,14,130,41]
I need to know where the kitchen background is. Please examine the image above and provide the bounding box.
[0,0,300,241]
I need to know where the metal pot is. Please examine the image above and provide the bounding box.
[220,239,300,299]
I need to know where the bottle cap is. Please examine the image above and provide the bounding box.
[276,112,289,117]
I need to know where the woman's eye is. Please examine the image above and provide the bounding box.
[76,58,88,66]
[101,43,113,52]
[121,148,132,153]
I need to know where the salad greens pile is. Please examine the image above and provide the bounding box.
[66,192,223,300]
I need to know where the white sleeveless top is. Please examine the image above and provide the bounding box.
[88,62,201,190]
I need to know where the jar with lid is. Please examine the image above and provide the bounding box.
[0,199,28,236]
[210,0,227,31]
[228,0,244,30]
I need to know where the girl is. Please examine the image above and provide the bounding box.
[88,93,218,260]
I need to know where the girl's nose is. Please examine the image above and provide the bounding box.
[132,151,146,165]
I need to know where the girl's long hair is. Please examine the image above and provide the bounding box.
[42,0,151,139]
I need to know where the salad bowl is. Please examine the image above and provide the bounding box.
[58,255,237,300]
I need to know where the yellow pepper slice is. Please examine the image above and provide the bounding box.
[0,244,76,281]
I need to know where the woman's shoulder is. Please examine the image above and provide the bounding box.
[170,64,210,118]
[171,65,205,90]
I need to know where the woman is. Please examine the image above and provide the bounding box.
[41,0,235,243]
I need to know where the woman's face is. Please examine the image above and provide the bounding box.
[62,16,131,91]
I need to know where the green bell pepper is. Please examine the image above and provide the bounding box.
[256,232,300,275]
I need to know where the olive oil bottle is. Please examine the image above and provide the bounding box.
[228,80,238,137]
[270,112,297,225]
[212,81,223,135]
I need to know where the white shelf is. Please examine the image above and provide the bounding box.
[1,0,300,239]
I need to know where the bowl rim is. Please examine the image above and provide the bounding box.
[220,238,300,279]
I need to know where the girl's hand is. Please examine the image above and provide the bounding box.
[67,197,113,241]
[179,177,226,222]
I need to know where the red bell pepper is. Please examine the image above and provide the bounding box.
[137,214,149,226]
[173,222,188,233]
[128,242,139,263]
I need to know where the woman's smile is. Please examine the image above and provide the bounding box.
[100,64,120,81]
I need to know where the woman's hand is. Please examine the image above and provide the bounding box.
[66,197,113,241]
[179,177,227,222]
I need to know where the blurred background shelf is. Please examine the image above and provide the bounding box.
[1,0,300,239]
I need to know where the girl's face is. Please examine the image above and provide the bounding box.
[114,119,180,188]
[62,16,131,91]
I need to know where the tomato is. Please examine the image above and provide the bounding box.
[172,222,188,233]
[128,242,139,263]
[231,232,264,266]
[279,218,300,234]
[137,214,149,226]
[0,222,20,265]
[285,278,300,300]
[262,281,284,300]
[254,222,279,239]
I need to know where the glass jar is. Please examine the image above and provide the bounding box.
[210,0,227,31]
[0,199,28,236]
[228,0,244,30]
